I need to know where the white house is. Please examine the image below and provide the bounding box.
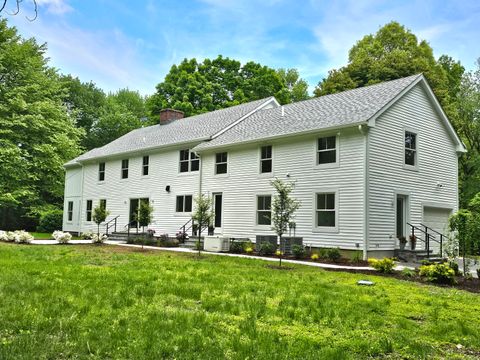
[63,74,466,258]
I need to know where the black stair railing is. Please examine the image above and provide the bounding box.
[105,215,120,235]
[125,220,140,240]
[420,223,447,257]
[179,218,214,242]
[407,222,444,259]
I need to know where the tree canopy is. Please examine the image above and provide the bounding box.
[0,19,83,229]
[314,22,463,122]
[147,55,310,117]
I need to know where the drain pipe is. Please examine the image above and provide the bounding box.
[358,124,369,260]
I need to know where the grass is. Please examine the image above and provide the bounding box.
[30,232,81,240]
[0,244,479,359]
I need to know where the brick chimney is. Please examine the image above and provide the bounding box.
[159,108,184,124]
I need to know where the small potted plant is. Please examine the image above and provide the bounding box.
[409,234,417,250]
[147,229,156,238]
[398,236,407,251]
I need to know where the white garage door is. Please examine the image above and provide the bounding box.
[423,207,451,235]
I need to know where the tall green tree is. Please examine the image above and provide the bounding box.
[314,22,462,121]
[147,55,309,117]
[0,19,83,230]
[86,89,147,149]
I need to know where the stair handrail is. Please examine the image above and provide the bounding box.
[406,222,430,256]
[125,219,140,240]
[420,223,448,258]
[105,215,120,235]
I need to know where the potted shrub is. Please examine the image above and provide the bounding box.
[398,236,407,251]
[409,234,417,250]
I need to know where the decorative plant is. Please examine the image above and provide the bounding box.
[368,258,395,273]
[257,242,275,256]
[311,253,319,261]
[92,204,109,240]
[270,178,300,267]
[81,231,94,240]
[326,248,341,262]
[245,246,254,254]
[419,263,456,284]
[291,244,306,259]
[136,201,154,234]
[398,236,407,250]
[409,234,417,250]
[0,231,8,242]
[192,193,214,256]
[92,233,108,244]
[52,230,72,244]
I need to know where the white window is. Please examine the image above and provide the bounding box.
[142,156,149,176]
[260,145,272,173]
[316,193,336,227]
[257,195,271,225]
[98,162,105,181]
[405,131,417,167]
[67,201,73,222]
[86,200,92,222]
[176,195,193,212]
[121,159,129,179]
[179,150,199,173]
[317,136,336,165]
[215,152,228,174]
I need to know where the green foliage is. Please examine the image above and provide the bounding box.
[36,209,63,233]
[419,263,456,284]
[351,250,363,263]
[0,19,83,230]
[401,268,416,278]
[270,179,300,240]
[192,194,214,251]
[368,258,395,274]
[136,200,153,230]
[92,204,109,237]
[326,248,341,262]
[1,243,479,359]
[257,242,275,256]
[229,241,245,254]
[291,244,306,259]
[147,55,309,117]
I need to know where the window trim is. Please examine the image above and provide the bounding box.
[259,145,273,175]
[255,194,272,227]
[121,159,129,179]
[313,189,339,233]
[315,134,339,169]
[67,201,73,222]
[215,152,228,175]
[175,195,193,213]
[403,128,418,171]
[142,156,149,176]
[98,162,105,182]
[179,149,200,173]
[86,200,93,222]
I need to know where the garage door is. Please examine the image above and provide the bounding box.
[423,207,452,235]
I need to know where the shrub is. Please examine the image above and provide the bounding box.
[14,230,33,244]
[477,268,480,279]
[291,244,306,259]
[351,250,363,263]
[92,233,108,244]
[419,263,456,284]
[81,231,94,240]
[52,230,72,244]
[449,261,460,276]
[257,242,275,256]
[245,246,254,254]
[194,240,202,251]
[176,231,188,242]
[401,268,416,278]
[326,248,341,262]
[37,209,63,233]
[275,249,283,257]
[317,248,327,259]
[368,258,395,273]
[230,241,245,254]
[311,253,319,261]
[0,231,8,242]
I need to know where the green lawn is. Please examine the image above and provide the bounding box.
[0,243,479,359]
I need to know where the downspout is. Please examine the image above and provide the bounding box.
[197,152,203,195]
[358,125,369,260]
[79,163,85,235]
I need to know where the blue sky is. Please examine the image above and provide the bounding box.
[6,0,480,95]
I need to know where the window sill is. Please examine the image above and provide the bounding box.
[214,173,229,178]
[97,181,105,185]
[173,212,192,217]
[177,172,199,177]
[403,164,419,172]
[312,226,339,234]
[253,225,272,231]
[315,162,339,170]
[257,172,274,179]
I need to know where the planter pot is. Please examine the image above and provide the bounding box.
[410,242,416,251]
[399,242,406,251]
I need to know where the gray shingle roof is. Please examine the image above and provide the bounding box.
[66,97,276,166]
[194,74,422,151]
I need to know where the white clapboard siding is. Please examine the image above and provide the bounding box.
[200,127,366,248]
[64,144,202,235]
[63,166,83,232]
[367,83,459,250]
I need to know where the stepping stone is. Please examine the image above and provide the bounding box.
[357,280,375,286]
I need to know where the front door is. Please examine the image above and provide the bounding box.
[129,198,149,228]
[396,195,407,239]
[213,193,222,230]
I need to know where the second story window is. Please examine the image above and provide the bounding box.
[142,156,149,176]
[179,149,199,173]
[67,201,73,222]
[317,136,336,165]
[215,152,228,174]
[121,159,129,179]
[98,162,105,181]
[260,145,272,173]
[405,131,417,167]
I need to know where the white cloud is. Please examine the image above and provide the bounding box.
[36,0,72,15]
